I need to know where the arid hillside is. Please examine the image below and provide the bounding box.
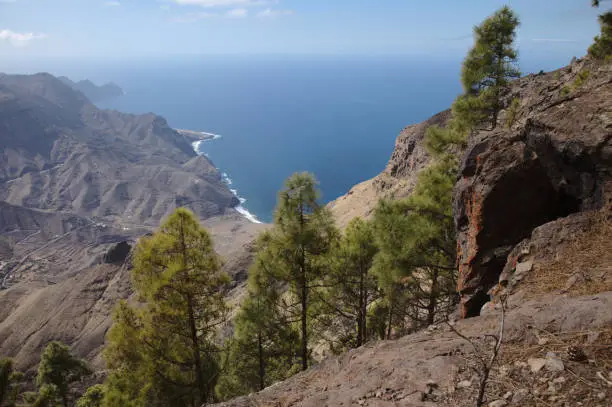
[0,73,266,371]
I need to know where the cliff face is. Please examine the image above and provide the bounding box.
[328,110,450,228]
[454,58,612,317]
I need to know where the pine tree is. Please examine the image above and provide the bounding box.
[322,218,379,348]
[36,341,91,407]
[460,6,520,129]
[269,172,337,370]
[216,233,300,400]
[589,11,612,60]
[371,200,413,339]
[0,358,23,407]
[104,208,229,406]
[372,144,458,332]
[76,385,105,407]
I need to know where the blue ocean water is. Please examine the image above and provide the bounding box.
[0,51,580,223]
[89,56,463,222]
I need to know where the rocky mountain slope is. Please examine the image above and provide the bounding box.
[327,110,450,228]
[218,58,611,406]
[58,76,123,102]
[0,73,238,226]
[0,72,265,371]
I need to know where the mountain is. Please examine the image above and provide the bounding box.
[217,57,612,407]
[58,76,123,102]
[0,72,265,370]
[0,72,238,226]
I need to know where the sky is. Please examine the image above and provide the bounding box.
[0,0,608,59]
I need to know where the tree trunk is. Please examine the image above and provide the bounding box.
[187,295,205,405]
[386,297,393,340]
[258,330,265,391]
[356,264,365,347]
[299,200,308,371]
[300,262,308,370]
[426,268,439,326]
[180,216,205,405]
[362,291,368,345]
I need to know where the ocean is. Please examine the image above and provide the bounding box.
[2,55,563,223]
[94,55,464,223]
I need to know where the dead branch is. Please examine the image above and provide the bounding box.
[445,297,506,407]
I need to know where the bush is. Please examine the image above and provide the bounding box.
[505,97,520,128]
[572,69,590,89]
[561,86,571,97]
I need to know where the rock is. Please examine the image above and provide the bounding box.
[512,389,529,404]
[456,380,472,389]
[488,400,508,407]
[528,358,547,373]
[515,260,533,274]
[553,376,566,384]
[502,391,513,400]
[545,352,565,372]
[567,345,587,362]
[454,58,612,317]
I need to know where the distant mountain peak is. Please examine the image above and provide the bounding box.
[58,75,123,102]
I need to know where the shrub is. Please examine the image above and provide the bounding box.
[505,97,520,128]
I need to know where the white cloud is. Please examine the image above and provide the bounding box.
[531,38,578,43]
[225,8,247,18]
[171,11,217,22]
[104,1,121,6]
[256,8,293,18]
[173,0,273,8]
[0,29,47,47]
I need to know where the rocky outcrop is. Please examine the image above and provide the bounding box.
[328,110,450,228]
[454,58,612,317]
[496,210,611,299]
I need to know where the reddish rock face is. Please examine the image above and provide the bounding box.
[454,58,612,317]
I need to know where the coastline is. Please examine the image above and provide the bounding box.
[188,131,263,225]
[176,128,220,142]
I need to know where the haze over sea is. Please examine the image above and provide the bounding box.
[1,55,574,222]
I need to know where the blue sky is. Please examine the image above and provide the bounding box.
[0,0,607,58]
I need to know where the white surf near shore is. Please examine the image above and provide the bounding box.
[191,135,262,224]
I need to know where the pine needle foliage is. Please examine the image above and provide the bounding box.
[460,6,520,129]
[36,342,91,407]
[589,11,612,60]
[104,208,229,407]
[216,232,301,400]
